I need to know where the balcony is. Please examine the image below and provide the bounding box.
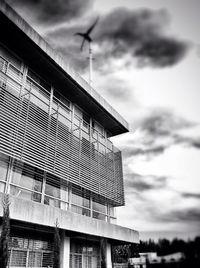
[0,192,139,244]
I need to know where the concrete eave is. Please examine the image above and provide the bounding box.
[0,1,129,136]
[0,194,139,244]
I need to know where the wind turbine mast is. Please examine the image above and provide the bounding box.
[89,42,93,86]
[74,17,99,87]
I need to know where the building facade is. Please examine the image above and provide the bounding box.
[0,1,139,268]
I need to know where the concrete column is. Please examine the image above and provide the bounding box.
[60,231,70,268]
[106,242,112,268]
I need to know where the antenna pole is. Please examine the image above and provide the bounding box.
[89,42,93,87]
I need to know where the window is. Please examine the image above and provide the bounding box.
[8,236,53,268]
[82,137,90,157]
[71,185,91,217]
[10,161,43,203]
[27,69,50,92]
[92,195,107,221]
[0,153,9,193]
[0,45,22,71]
[0,153,9,181]
[44,173,69,210]
[70,239,100,268]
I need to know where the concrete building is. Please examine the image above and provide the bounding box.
[0,1,139,268]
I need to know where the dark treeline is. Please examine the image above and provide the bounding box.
[139,236,200,257]
[112,236,200,265]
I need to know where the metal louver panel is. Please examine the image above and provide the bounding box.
[0,54,125,206]
[8,236,53,268]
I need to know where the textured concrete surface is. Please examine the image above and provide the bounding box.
[0,193,139,243]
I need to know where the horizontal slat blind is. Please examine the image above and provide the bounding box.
[0,55,124,206]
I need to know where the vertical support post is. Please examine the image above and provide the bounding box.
[106,242,112,268]
[45,86,54,169]
[5,156,14,194]
[89,42,93,87]
[101,238,112,268]
[68,183,72,210]
[49,87,54,113]
[89,118,93,218]
[60,231,70,268]
[41,171,46,204]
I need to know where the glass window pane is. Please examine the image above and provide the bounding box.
[71,205,90,217]
[93,211,107,221]
[0,153,9,181]
[45,182,60,199]
[0,181,5,193]
[61,201,68,211]
[92,200,107,214]
[45,175,69,201]
[0,163,8,181]
[109,206,115,217]
[44,195,60,208]
[72,186,90,208]
[11,162,43,192]
[10,185,41,203]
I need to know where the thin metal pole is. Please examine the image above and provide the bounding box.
[89,42,93,87]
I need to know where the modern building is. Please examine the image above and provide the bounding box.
[0,1,139,268]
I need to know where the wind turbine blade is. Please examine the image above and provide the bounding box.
[87,17,99,35]
[80,38,86,51]
[74,32,84,37]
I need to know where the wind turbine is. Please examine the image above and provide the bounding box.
[74,17,99,86]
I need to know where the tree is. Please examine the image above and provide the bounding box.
[53,219,61,268]
[0,194,10,268]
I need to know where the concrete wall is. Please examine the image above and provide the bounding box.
[0,193,139,244]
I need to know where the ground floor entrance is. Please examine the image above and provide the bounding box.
[1,222,112,268]
[70,238,101,268]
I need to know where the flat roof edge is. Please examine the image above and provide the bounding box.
[0,1,129,133]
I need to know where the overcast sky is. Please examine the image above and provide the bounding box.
[7,0,200,241]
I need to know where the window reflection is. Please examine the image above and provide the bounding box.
[0,153,9,182]
[44,174,68,210]
[0,152,115,221]
[10,161,42,203]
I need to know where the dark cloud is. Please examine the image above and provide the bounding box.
[173,134,200,150]
[7,0,92,24]
[121,110,199,161]
[192,141,200,148]
[181,192,200,199]
[157,208,200,223]
[123,145,165,158]
[125,173,168,192]
[139,110,192,138]
[135,37,187,67]
[95,8,188,68]
[45,7,189,73]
